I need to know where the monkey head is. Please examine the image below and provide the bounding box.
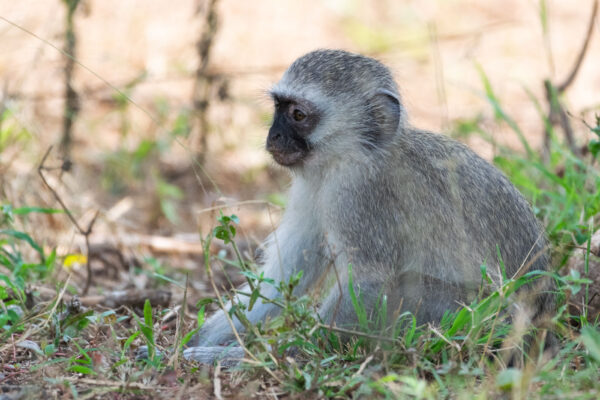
[267,49,405,168]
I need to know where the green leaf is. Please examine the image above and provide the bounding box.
[133,139,156,162]
[12,207,63,215]
[62,310,94,333]
[143,299,153,327]
[581,326,600,363]
[122,331,140,355]
[44,343,57,355]
[153,272,184,287]
[496,368,522,391]
[348,264,368,330]
[137,300,155,349]
[249,289,260,311]
[589,140,600,158]
[181,329,199,347]
[196,297,216,308]
[0,229,43,257]
[197,306,205,328]
[476,63,534,158]
[157,181,183,199]
[68,365,96,375]
[160,199,179,224]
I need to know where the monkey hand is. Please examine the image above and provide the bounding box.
[183,345,244,367]
[134,345,166,361]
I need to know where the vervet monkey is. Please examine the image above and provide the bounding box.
[184,49,553,364]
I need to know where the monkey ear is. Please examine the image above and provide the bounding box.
[373,89,402,134]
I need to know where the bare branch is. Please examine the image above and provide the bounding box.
[38,146,98,294]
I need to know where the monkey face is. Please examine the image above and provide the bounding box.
[266,95,320,166]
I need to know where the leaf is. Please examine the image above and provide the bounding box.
[589,140,600,158]
[197,306,205,328]
[45,248,57,271]
[476,64,534,158]
[63,253,87,269]
[0,229,43,257]
[153,272,183,287]
[160,198,179,224]
[143,299,153,327]
[496,368,521,391]
[12,207,63,215]
[181,329,198,347]
[68,365,96,375]
[348,264,368,330]
[62,310,94,331]
[581,326,600,363]
[248,289,259,311]
[44,343,57,356]
[122,331,140,353]
[196,297,216,308]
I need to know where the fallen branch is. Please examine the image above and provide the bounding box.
[79,289,172,309]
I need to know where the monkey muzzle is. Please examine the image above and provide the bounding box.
[266,129,309,166]
[267,147,307,166]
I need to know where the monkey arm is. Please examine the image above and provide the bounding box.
[184,214,325,364]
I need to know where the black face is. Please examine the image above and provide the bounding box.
[266,95,320,166]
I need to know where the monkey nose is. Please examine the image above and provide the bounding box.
[266,132,282,152]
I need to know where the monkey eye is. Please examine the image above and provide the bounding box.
[292,108,306,122]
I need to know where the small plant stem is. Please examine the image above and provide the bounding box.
[203,236,282,382]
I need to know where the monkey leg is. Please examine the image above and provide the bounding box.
[317,270,472,333]
[315,274,392,332]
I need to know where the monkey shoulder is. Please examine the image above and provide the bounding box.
[398,129,522,200]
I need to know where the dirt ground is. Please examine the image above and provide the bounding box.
[1,0,598,314]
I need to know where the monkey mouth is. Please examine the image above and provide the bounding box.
[268,149,307,166]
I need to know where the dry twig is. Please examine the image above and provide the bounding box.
[38,146,99,294]
[543,0,598,157]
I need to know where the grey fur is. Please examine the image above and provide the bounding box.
[184,49,553,365]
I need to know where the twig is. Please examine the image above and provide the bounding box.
[352,354,374,379]
[203,238,283,383]
[119,233,206,255]
[41,274,72,330]
[428,22,449,129]
[556,0,598,92]
[543,0,598,157]
[429,323,461,351]
[213,362,223,400]
[192,0,221,163]
[169,275,188,370]
[38,146,99,294]
[63,377,161,390]
[61,0,82,157]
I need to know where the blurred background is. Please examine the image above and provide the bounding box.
[0,0,598,297]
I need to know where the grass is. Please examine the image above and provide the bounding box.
[2,125,599,397]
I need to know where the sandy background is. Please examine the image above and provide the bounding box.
[1,0,598,237]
